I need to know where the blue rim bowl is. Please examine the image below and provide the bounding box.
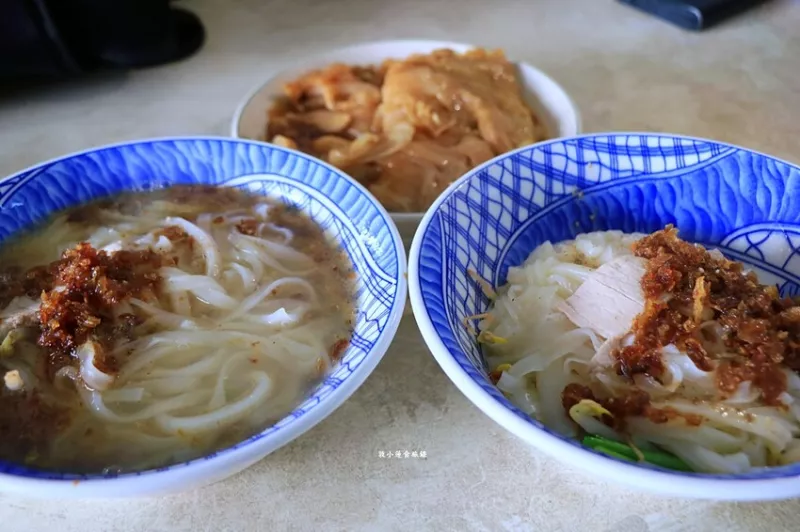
[408,132,800,501]
[0,137,407,497]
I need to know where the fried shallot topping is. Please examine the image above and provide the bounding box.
[38,243,162,375]
[615,226,800,406]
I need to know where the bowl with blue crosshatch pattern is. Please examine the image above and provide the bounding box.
[0,137,406,498]
[408,133,800,502]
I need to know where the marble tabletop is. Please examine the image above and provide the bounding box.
[1,0,800,530]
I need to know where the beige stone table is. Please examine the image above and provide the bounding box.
[1,0,799,530]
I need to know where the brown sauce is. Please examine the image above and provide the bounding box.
[562,383,703,430]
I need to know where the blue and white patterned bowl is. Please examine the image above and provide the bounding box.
[0,137,407,498]
[408,133,800,501]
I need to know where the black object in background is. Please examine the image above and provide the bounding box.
[618,0,772,31]
[0,0,204,81]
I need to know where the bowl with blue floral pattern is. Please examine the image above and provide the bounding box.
[0,137,406,498]
[408,133,800,501]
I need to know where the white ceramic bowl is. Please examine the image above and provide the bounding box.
[0,137,407,498]
[231,39,582,242]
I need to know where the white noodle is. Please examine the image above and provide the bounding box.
[224,277,316,322]
[164,216,222,278]
[0,190,352,473]
[482,230,800,474]
[156,372,272,433]
[76,341,114,391]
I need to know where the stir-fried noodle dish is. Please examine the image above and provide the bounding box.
[0,186,354,474]
[477,227,800,474]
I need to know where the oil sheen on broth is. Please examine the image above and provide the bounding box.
[0,186,354,474]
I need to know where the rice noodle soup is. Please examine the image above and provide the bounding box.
[477,227,800,474]
[0,186,354,474]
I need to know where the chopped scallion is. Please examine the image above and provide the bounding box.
[582,435,693,472]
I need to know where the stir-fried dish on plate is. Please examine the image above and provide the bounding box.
[267,48,549,212]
